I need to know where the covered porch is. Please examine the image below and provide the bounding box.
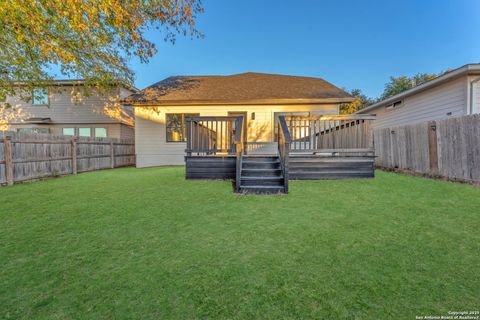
[185,114,376,194]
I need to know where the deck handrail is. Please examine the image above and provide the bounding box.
[286,114,376,121]
[185,116,243,156]
[284,114,376,155]
[234,116,244,192]
[278,116,291,193]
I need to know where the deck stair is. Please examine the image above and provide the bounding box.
[239,156,285,194]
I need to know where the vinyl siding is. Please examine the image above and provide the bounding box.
[470,75,480,114]
[135,104,339,167]
[6,85,134,125]
[367,76,468,129]
[9,123,133,140]
[119,124,135,140]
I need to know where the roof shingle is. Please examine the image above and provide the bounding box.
[123,72,353,105]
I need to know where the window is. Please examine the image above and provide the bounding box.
[79,128,91,137]
[16,128,50,134]
[95,128,107,138]
[17,128,33,134]
[36,128,50,134]
[386,100,403,110]
[32,88,49,106]
[166,113,199,142]
[63,128,75,136]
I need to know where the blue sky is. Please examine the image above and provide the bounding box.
[132,0,480,98]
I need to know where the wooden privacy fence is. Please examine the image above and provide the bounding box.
[374,114,480,183]
[0,132,135,186]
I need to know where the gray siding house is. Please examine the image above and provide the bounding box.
[357,64,480,129]
[3,80,135,139]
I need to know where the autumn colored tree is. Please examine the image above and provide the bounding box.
[340,89,375,114]
[0,0,203,100]
[0,104,30,131]
[380,73,437,100]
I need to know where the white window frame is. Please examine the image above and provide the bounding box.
[94,127,108,138]
[78,127,92,137]
[63,128,75,136]
[32,88,49,106]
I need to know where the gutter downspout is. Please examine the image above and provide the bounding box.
[470,77,480,114]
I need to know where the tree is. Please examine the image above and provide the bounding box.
[0,104,30,131]
[340,89,375,114]
[380,73,437,100]
[0,0,203,99]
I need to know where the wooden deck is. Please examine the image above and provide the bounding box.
[184,115,375,194]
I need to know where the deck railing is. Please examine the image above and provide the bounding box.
[278,116,291,193]
[284,114,376,155]
[185,116,245,191]
[233,117,244,192]
[185,116,243,156]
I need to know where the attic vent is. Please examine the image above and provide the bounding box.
[386,100,403,110]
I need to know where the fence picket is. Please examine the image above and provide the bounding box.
[373,114,480,183]
[0,132,134,186]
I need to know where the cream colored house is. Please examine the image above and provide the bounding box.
[357,64,480,129]
[123,72,354,167]
[3,80,135,139]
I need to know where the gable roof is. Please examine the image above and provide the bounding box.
[123,72,353,106]
[357,64,480,114]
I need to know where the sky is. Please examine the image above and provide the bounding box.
[131,0,480,98]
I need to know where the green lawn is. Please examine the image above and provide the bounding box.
[0,167,479,319]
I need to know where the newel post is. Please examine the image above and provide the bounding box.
[186,117,192,156]
[4,136,13,186]
[71,137,78,175]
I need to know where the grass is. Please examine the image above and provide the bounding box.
[0,167,479,319]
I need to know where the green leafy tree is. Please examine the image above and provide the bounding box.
[0,0,204,99]
[340,89,375,114]
[380,73,437,100]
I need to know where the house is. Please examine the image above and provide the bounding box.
[2,80,135,139]
[123,72,356,167]
[123,72,376,194]
[357,64,480,129]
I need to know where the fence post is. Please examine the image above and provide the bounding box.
[4,136,13,186]
[71,137,77,174]
[428,121,438,174]
[110,141,115,168]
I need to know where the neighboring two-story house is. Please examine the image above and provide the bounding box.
[2,80,135,139]
[357,64,480,129]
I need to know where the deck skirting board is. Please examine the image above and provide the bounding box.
[289,156,375,180]
[185,156,375,181]
[185,156,236,180]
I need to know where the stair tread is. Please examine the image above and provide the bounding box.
[241,176,283,180]
[240,185,285,189]
[242,160,280,163]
